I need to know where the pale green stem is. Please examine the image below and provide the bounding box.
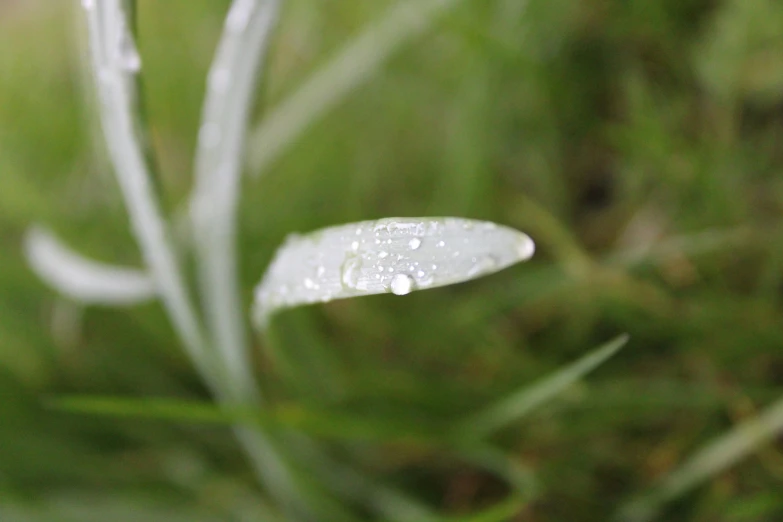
[82,0,215,383]
[190,0,280,402]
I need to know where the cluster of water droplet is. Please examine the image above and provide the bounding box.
[254,217,535,322]
[337,220,432,296]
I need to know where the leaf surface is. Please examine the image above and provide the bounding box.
[254,217,534,324]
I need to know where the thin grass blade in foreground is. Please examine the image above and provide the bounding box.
[617,393,783,522]
[247,0,464,176]
[253,217,535,325]
[24,226,155,305]
[457,334,630,440]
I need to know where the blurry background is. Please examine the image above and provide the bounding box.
[2,0,783,520]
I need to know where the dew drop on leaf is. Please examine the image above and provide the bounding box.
[340,256,362,289]
[390,274,414,295]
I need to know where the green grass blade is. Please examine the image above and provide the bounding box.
[455,445,537,499]
[45,395,447,446]
[617,393,783,522]
[457,334,629,440]
[435,495,527,522]
[45,395,240,424]
[247,0,463,177]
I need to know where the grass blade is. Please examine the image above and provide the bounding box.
[617,393,783,522]
[457,334,629,440]
[247,0,463,176]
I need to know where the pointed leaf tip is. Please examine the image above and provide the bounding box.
[253,217,535,323]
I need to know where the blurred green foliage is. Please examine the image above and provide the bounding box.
[1,0,783,520]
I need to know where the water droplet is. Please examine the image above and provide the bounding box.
[350,241,359,251]
[390,274,414,295]
[340,256,361,289]
[517,234,536,260]
[199,123,221,148]
[468,255,498,277]
[387,266,394,273]
[81,0,95,10]
[432,264,438,270]
[118,36,141,72]
[416,271,434,287]
[436,240,445,248]
[316,265,325,277]
[113,18,142,73]
[378,251,389,259]
[303,278,315,289]
[408,237,421,250]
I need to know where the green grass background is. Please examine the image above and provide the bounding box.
[2,0,783,520]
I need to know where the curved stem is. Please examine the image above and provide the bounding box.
[82,0,216,383]
[190,0,281,402]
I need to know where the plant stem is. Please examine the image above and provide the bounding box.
[82,0,216,384]
[190,0,281,402]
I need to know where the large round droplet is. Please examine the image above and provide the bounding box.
[340,256,362,290]
[390,274,414,295]
[408,237,421,250]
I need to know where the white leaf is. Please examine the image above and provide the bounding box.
[24,226,156,305]
[253,217,535,323]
